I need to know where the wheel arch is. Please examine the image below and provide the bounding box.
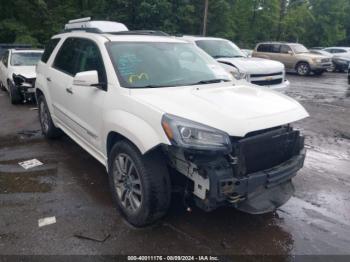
[107,131,163,156]
[104,110,169,158]
[295,60,310,70]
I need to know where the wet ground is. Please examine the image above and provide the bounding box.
[0,73,349,256]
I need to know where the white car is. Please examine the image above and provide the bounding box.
[36,18,308,226]
[323,47,350,58]
[322,47,350,72]
[180,36,290,90]
[0,48,43,104]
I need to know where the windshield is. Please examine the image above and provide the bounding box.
[290,44,309,54]
[195,40,246,58]
[10,52,42,66]
[107,42,231,88]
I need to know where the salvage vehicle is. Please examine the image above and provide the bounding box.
[181,36,289,90]
[36,18,309,226]
[253,42,332,76]
[0,48,43,104]
[322,47,350,72]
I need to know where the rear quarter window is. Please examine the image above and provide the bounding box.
[41,38,60,63]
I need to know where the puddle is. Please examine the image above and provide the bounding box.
[0,130,43,148]
[0,166,57,193]
[17,129,42,139]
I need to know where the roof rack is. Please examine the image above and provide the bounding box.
[64,17,128,33]
[109,30,169,36]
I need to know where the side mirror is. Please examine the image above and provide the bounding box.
[288,50,293,55]
[73,70,103,88]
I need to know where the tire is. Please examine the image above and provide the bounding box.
[296,62,311,76]
[8,81,21,104]
[37,95,62,139]
[0,81,6,91]
[108,140,171,227]
[314,70,324,76]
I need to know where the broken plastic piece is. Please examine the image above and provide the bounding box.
[19,159,43,170]
[38,216,56,227]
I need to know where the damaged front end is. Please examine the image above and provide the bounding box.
[163,121,305,214]
[12,73,36,102]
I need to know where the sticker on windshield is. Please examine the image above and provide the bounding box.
[128,73,149,83]
[117,54,142,77]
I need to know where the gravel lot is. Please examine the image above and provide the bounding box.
[0,73,349,256]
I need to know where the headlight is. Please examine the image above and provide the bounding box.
[161,114,231,153]
[230,67,248,80]
[312,58,322,63]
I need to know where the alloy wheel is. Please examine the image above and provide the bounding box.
[113,153,143,213]
[298,64,309,75]
[40,100,50,133]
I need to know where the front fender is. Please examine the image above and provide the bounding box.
[104,110,170,155]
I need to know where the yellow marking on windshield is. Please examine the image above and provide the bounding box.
[128,73,149,83]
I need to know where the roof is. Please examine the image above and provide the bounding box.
[180,35,227,42]
[54,31,186,43]
[256,41,298,45]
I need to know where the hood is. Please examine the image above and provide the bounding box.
[130,83,309,137]
[12,66,37,79]
[217,57,284,74]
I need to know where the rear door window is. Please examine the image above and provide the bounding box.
[334,49,347,53]
[280,45,292,54]
[271,44,281,53]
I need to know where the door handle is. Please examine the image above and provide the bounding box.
[66,87,73,94]
[46,77,51,82]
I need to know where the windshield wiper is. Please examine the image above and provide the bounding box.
[213,55,244,58]
[213,55,234,58]
[132,84,179,88]
[189,79,230,85]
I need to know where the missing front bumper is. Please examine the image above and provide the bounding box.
[166,126,306,214]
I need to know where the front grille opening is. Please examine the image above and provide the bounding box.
[251,78,283,86]
[250,72,283,78]
[231,127,302,176]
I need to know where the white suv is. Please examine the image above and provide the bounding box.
[36,18,308,226]
[180,36,290,90]
[0,48,43,103]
